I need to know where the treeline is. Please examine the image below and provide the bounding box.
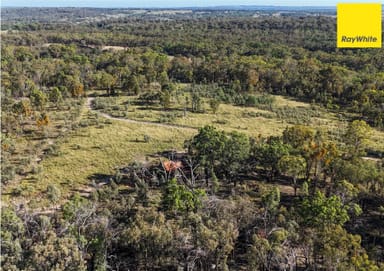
[2,15,384,128]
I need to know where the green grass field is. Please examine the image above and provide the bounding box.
[4,92,384,208]
[3,111,195,208]
[91,92,384,151]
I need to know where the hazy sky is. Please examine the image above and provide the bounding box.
[1,0,382,7]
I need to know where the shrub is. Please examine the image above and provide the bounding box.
[1,164,15,184]
[213,119,228,125]
[162,178,206,212]
[46,184,61,203]
[31,165,43,174]
[79,120,91,127]
[143,134,151,142]
[92,97,118,110]
[45,144,61,157]
[158,112,182,123]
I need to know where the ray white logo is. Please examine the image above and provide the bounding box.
[337,3,382,48]
[341,35,378,43]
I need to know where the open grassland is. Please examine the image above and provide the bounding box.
[92,93,384,152]
[1,99,84,185]
[4,93,384,209]
[3,111,195,208]
[93,94,317,134]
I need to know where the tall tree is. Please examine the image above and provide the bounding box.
[253,137,291,180]
[344,120,372,158]
[221,131,250,185]
[278,155,306,196]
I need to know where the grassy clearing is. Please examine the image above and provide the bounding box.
[173,103,287,137]
[91,93,384,152]
[272,95,311,108]
[1,99,84,184]
[368,129,384,154]
[3,112,195,207]
[4,92,383,208]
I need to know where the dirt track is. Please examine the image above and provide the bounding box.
[86,97,196,131]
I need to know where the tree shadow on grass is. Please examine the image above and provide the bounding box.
[70,173,115,196]
[127,139,148,143]
[87,173,113,184]
[135,105,185,113]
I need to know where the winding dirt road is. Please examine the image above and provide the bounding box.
[86,97,197,131]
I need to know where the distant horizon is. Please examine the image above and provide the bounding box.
[1,5,338,9]
[2,0,382,9]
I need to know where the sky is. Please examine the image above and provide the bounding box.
[1,0,383,8]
